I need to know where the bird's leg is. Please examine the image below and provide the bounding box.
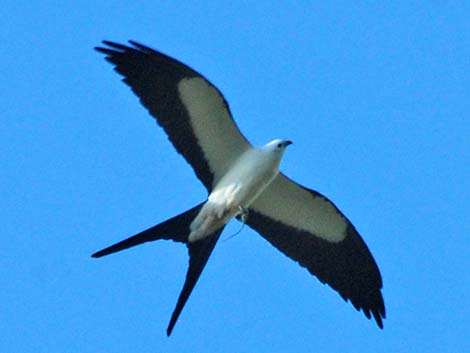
[223,206,249,242]
[237,205,249,223]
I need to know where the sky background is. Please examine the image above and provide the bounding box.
[2,2,469,352]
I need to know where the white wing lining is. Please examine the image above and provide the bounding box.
[250,173,348,242]
[178,77,251,187]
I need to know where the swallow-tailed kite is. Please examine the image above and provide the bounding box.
[93,40,385,336]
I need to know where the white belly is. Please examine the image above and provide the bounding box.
[188,148,280,242]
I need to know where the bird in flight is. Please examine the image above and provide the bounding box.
[93,40,385,336]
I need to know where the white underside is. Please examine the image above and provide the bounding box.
[188,147,281,242]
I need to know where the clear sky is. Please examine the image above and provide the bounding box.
[2,2,469,352]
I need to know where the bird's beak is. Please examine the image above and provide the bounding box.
[284,140,293,147]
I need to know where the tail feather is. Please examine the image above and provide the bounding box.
[166,228,224,336]
[91,203,204,258]
[92,201,224,336]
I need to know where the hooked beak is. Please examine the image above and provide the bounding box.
[284,140,293,147]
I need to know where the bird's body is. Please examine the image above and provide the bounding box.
[190,139,290,242]
[93,40,385,336]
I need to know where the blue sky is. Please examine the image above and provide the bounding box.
[2,2,469,352]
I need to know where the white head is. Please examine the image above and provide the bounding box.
[261,139,292,161]
[263,139,293,152]
[257,139,293,172]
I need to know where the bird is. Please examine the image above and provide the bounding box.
[93,40,385,336]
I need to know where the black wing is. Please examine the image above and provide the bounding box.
[96,41,251,191]
[247,174,385,328]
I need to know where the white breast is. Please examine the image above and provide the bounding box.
[211,148,281,207]
[188,148,282,242]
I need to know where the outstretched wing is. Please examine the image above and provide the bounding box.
[246,173,385,328]
[95,41,251,191]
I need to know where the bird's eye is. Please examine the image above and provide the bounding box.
[277,143,282,148]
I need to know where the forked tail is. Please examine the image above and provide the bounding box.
[91,202,204,258]
[91,202,226,336]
